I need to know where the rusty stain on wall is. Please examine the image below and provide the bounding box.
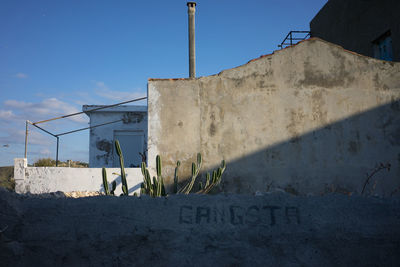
[96,139,112,153]
[122,112,144,124]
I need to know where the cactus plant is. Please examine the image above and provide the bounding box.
[139,159,166,197]
[156,155,166,197]
[197,160,226,194]
[204,172,211,189]
[139,153,225,196]
[102,167,110,195]
[156,155,162,177]
[178,153,202,194]
[105,146,226,197]
[115,140,128,196]
[141,162,152,195]
[173,161,180,193]
[198,181,203,191]
[102,167,117,195]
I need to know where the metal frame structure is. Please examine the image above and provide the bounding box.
[278,31,310,49]
[24,96,147,166]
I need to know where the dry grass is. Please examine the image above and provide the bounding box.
[0,166,14,191]
[33,158,88,167]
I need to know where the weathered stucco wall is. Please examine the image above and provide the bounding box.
[1,188,400,266]
[14,158,142,195]
[83,105,147,168]
[148,38,400,195]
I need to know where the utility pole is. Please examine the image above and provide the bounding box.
[187,2,196,78]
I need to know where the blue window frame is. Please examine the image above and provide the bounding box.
[373,31,393,61]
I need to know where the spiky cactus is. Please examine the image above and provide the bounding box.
[139,153,226,197]
[115,140,128,196]
[197,160,226,194]
[156,155,166,197]
[139,157,166,197]
[156,155,162,177]
[141,162,152,195]
[102,167,110,195]
[102,167,117,195]
[173,161,180,193]
[179,153,202,194]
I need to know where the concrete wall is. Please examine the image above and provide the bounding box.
[83,105,147,168]
[148,38,400,196]
[310,0,400,61]
[14,158,143,195]
[1,188,400,266]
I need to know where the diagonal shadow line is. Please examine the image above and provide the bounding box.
[172,100,400,196]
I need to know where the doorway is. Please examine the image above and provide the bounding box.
[113,130,144,168]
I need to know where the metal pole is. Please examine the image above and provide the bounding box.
[290,31,293,46]
[29,122,58,137]
[187,2,196,78]
[33,96,147,125]
[55,119,123,137]
[24,120,28,159]
[56,137,59,167]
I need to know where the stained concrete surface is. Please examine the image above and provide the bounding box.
[1,188,400,266]
[148,38,400,195]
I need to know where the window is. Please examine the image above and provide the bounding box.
[373,31,393,61]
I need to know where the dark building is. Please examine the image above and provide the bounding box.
[310,0,400,61]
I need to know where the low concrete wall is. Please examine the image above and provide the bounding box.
[14,158,143,195]
[147,38,400,196]
[1,188,399,266]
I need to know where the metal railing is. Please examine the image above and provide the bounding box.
[278,31,310,49]
[24,96,147,166]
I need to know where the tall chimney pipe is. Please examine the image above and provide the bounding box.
[187,2,196,78]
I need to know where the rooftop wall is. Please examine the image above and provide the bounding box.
[148,38,400,195]
[310,0,400,61]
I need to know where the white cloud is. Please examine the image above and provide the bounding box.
[0,95,91,165]
[4,98,87,123]
[15,73,28,79]
[0,97,89,153]
[0,126,52,146]
[0,110,18,121]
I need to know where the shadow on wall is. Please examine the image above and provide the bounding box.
[197,100,400,196]
[98,174,141,195]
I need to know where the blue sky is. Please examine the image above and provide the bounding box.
[0,0,328,166]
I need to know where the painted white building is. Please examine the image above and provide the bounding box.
[82,105,147,168]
